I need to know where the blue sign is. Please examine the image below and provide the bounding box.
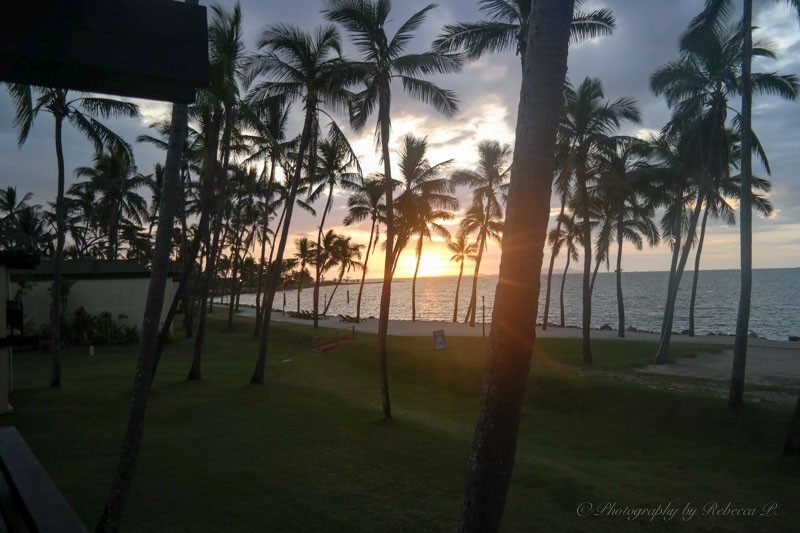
[433,330,447,350]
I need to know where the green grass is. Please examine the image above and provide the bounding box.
[2,315,797,532]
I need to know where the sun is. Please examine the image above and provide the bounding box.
[395,247,459,278]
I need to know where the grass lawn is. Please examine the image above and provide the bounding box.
[2,314,797,532]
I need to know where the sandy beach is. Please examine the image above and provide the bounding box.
[235,307,800,403]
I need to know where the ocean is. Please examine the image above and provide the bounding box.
[224,268,799,341]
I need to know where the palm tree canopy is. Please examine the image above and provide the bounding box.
[433,0,615,62]
[322,0,462,141]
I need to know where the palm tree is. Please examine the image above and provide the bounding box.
[306,125,361,327]
[547,212,581,328]
[434,0,615,66]
[593,137,660,336]
[6,83,138,388]
[247,22,351,384]
[542,138,573,331]
[459,1,574,528]
[71,145,149,260]
[0,187,35,250]
[323,0,462,419]
[343,175,385,322]
[650,13,796,365]
[452,140,510,326]
[393,134,458,322]
[189,2,248,381]
[322,233,364,316]
[560,77,640,363]
[687,133,773,336]
[293,237,313,313]
[241,97,293,335]
[447,232,477,323]
[679,0,800,410]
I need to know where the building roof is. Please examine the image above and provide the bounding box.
[10,260,177,282]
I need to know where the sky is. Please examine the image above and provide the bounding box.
[1,0,799,279]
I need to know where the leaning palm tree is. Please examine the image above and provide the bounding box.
[459,1,574,528]
[343,175,385,322]
[71,145,149,260]
[559,77,640,362]
[246,22,351,385]
[447,232,477,323]
[434,0,615,66]
[679,0,800,410]
[323,0,462,419]
[452,140,510,326]
[393,134,458,322]
[650,15,796,365]
[306,125,361,327]
[322,234,364,316]
[6,83,138,388]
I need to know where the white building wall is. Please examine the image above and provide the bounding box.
[11,277,175,334]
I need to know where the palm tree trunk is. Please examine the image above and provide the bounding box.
[559,252,571,328]
[731,0,754,411]
[542,199,565,330]
[189,108,229,380]
[107,207,120,261]
[615,216,625,338]
[689,203,710,336]
[459,2,572,528]
[96,94,188,533]
[226,227,242,330]
[453,258,464,323]
[313,185,335,328]
[464,233,485,326]
[257,200,286,331]
[252,98,316,385]
[376,84,394,420]
[50,113,66,388]
[655,193,705,364]
[580,176,593,364]
[355,218,376,322]
[589,257,601,296]
[296,261,305,313]
[784,393,800,457]
[323,271,345,316]
[411,235,423,322]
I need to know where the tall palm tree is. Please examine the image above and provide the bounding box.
[343,176,385,322]
[323,0,461,419]
[241,97,293,335]
[306,125,361,326]
[6,84,138,388]
[452,140,510,326]
[650,13,796,365]
[459,1,574,528]
[593,137,660,336]
[560,77,640,363]
[680,0,800,410]
[393,134,458,322]
[542,137,573,331]
[434,0,615,66]
[189,2,249,381]
[71,145,149,260]
[447,232,477,323]
[247,22,351,384]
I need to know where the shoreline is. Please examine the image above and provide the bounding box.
[229,305,800,349]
